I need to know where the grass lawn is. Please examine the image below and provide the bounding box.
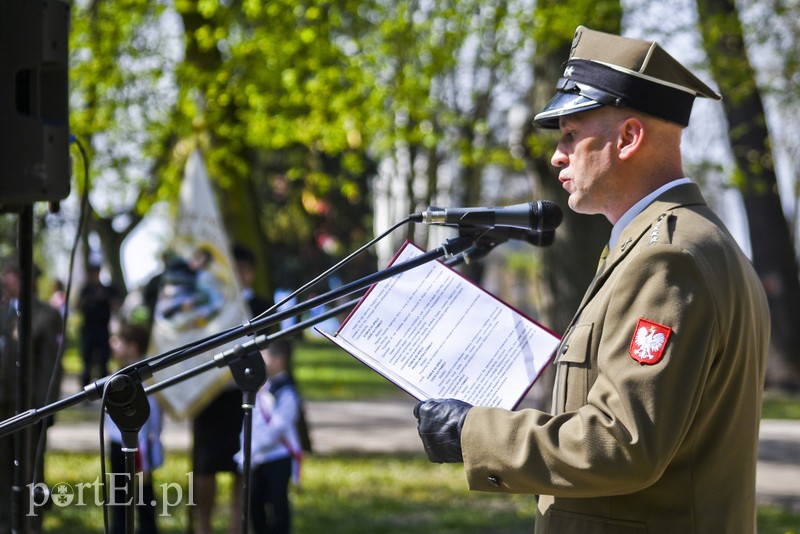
[41,451,538,533]
[41,337,800,533]
[37,450,800,534]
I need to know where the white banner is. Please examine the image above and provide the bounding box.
[149,149,249,419]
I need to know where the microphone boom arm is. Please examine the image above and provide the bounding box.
[0,235,476,439]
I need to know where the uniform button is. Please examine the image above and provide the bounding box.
[561,345,569,354]
[487,475,500,488]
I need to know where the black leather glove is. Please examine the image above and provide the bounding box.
[414,398,472,463]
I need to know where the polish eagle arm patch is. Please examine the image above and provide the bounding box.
[629,318,672,364]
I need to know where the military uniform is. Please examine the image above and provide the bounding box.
[462,182,769,532]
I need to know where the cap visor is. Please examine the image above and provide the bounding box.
[533,92,604,128]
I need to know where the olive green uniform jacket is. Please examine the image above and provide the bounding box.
[462,183,770,533]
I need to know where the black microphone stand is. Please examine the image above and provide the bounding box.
[103,373,150,534]
[144,226,547,533]
[143,300,352,534]
[5,205,36,534]
[1,222,551,533]
[225,344,267,534]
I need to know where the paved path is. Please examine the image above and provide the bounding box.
[755,419,800,512]
[46,397,800,513]
[46,398,421,455]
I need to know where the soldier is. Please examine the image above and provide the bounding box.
[414,26,770,533]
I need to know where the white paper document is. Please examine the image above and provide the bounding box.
[320,242,560,410]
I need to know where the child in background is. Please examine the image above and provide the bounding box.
[234,340,302,534]
[105,322,163,534]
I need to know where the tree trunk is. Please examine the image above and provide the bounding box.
[89,212,142,297]
[217,162,274,301]
[696,0,800,389]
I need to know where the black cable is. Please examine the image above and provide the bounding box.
[99,384,110,534]
[256,217,413,324]
[32,135,93,501]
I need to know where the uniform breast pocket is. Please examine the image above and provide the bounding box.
[556,322,593,413]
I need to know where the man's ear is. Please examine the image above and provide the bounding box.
[617,117,644,160]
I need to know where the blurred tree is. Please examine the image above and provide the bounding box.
[696,0,800,388]
[171,0,274,296]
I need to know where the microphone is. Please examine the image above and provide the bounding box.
[410,201,563,233]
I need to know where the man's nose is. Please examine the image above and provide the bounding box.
[551,147,568,168]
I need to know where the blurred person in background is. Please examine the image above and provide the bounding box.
[78,263,120,386]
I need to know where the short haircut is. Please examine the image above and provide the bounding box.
[117,322,150,355]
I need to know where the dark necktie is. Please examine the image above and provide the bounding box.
[596,244,610,276]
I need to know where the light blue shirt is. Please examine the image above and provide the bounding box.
[609,178,692,248]
[234,374,301,469]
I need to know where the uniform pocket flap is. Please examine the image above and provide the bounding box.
[557,323,593,364]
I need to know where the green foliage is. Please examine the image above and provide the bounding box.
[169,0,378,265]
[696,8,759,107]
[533,0,622,52]
[0,214,19,261]
[758,506,800,534]
[61,0,800,333]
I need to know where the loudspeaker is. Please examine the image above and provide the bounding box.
[0,0,70,206]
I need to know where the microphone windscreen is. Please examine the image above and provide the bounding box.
[533,200,563,230]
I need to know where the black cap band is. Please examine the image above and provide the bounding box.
[563,59,696,126]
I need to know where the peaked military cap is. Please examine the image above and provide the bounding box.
[534,26,721,129]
